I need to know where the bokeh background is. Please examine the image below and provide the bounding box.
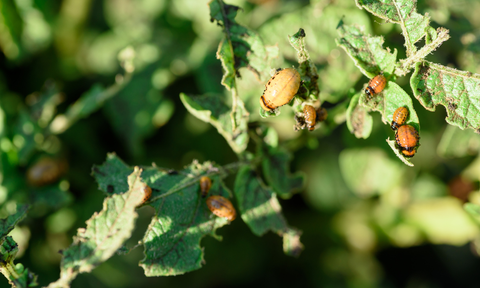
[2,0,480,287]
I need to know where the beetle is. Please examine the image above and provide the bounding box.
[27,157,66,187]
[142,185,152,203]
[395,124,419,157]
[316,107,328,122]
[260,68,301,111]
[365,74,387,98]
[199,176,212,198]
[206,195,236,221]
[303,105,316,131]
[391,107,408,130]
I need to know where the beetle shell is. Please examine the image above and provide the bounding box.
[142,185,152,203]
[395,124,419,157]
[206,195,236,221]
[27,157,65,187]
[391,107,408,130]
[200,176,212,198]
[316,107,328,122]
[365,74,387,98]
[260,68,301,111]
[303,105,316,131]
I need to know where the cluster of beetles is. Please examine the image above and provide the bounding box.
[259,68,420,158]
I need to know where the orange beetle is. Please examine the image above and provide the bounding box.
[206,195,236,221]
[391,107,408,130]
[199,176,212,198]
[27,157,66,187]
[365,74,387,98]
[395,124,419,157]
[260,68,301,111]
[142,185,152,203]
[303,105,316,131]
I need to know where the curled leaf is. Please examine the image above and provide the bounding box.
[346,93,373,139]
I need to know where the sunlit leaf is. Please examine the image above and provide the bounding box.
[356,0,430,55]
[411,61,480,132]
[234,166,303,257]
[336,23,397,78]
[437,125,480,158]
[346,93,373,139]
[47,167,147,287]
[180,93,249,154]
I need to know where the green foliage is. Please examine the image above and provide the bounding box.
[0,236,38,288]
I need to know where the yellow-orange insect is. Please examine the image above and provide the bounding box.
[316,107,328,122]
[200,176,212,198]
[27,157,66,187]
[395,124,419,157]
[303,105,316,131]
[260,68,301,111]
[142,185,152,203]
[391,107,408,130]
[206,195,236,221]
[365,74,387,98]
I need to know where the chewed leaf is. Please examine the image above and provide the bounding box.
[139,161,231,276]
[356,0,430,55]
[336,23,397,78]
[411,61,480,132]
[210,0,277,88]
[289,28,319,101]
[234,166,303,257]
[0,236,38,288]
[47,167,146,287]
[0,204,28,241]
[362,82,420,129]
[92,153,133,195]
[258,128,305,199]
[346,93,373,139]
[180,93,249,154]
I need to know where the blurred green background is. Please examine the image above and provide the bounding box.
[2,0,480,287]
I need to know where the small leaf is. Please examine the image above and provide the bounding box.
[336,23,397,78]
[47,167,147,287]
[288,28,319,101]
[257,128,305,199]
[0,236,39,288]
[180,93,249,154]
[209,0,277,88]
[386,138,414,167]
[0,204,28,241]
[346,93,373,139]
[411,61,480,132]
[356,0,430,56]
[139,162,231,276]
[234,166,303,257]
[91,153,132,195]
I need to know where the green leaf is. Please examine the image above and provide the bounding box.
[339,148,404,197]
[234,166,303,257]
[29,185,73,214]
[0,0,23,59]
[209,0,277,88]
[411,61,480,132]
[13,110,42,165]
[0,204,27,241]
[288,28,319,101]
[356,0,430,56]
[336,23,397,78]
[47,167,147,287]
[139,162,231,276]
[346,93,373,139]
[180,93,249,154]
[91,153,132,195]
[257,128,305,199]
[0,236,38,288]
[437,125,480,158]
